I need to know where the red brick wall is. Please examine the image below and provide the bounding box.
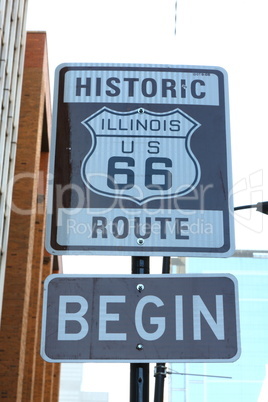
[0,32,60,401]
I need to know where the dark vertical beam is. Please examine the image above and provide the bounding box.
[154,257,170,402]
[130,256,150,402]
[131,257,149,275]
[162,256,170,274]
[154,364,167,402]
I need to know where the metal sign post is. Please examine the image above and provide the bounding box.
[130,257,149,402]
[154,257,170,402]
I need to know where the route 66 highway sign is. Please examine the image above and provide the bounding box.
[46,64,234,257]
[81,107,200,203]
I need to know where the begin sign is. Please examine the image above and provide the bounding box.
[41,274,240,363]
[46,64,234,256]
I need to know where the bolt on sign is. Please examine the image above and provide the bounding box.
[41,274,240,362]
[46,64,234,256]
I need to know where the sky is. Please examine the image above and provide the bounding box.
[26,1,268,400]
[26,0,268,252]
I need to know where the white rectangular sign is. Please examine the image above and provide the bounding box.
[46,64,234,256]
[63,70,220,105]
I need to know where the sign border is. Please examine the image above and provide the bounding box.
[46,63,235,257]
[41,273,240,363]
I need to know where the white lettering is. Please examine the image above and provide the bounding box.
[175,295,184,340]
[55,293,228,344]
[193,295,225,340]
[135,295,165,341]
[99,295,127,340]
[58,295,89,341]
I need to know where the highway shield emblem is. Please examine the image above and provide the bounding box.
[81,107,201,204]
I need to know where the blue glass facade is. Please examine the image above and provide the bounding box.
[169,253,268,401]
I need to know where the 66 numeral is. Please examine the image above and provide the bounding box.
[107,156,172,190]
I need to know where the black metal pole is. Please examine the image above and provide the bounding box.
[162,256,170,274]
[153,257,170,402]
[154,364,167,402]
[130,256,150,402]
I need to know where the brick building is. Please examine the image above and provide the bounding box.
[0,9,61,399]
